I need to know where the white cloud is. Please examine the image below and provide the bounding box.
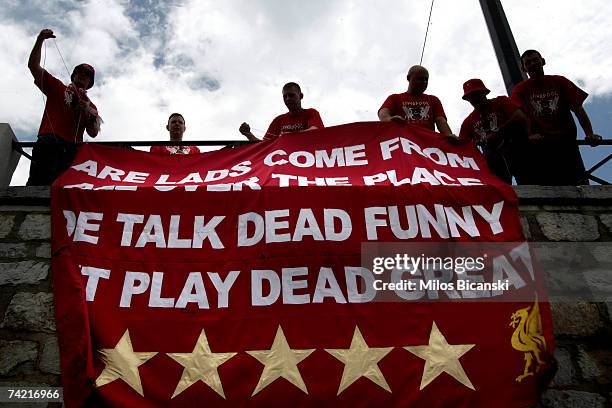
[4,0,612,186]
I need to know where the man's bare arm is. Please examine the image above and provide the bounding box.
[574,106,603,146]
[378,108,406,123]
[434,116,454,137]
[239,122,261,142]
[28,29,55,82]
[85,113,100,137]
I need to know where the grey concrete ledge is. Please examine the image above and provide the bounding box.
[0,187,50,206]
[515,185,612,205]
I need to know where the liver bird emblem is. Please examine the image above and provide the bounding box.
[509,296,547,382]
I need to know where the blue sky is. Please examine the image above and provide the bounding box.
[2,0,610,184]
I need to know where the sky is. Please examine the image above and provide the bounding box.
[2,0,611,185]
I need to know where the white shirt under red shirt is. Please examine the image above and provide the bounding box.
[150,145,200,155]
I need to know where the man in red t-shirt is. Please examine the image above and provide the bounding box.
[378,65,454,137]
[458,79,529,184]
[239,82,324,141]
[150,113,200,155]
[27,28,101,186]
[511,49,602,185]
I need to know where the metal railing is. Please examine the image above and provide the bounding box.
[11,139,612,185]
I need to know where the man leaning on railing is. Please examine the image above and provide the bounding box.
[511,49,603,185]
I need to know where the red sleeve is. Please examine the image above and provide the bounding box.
[190,146,201,154]
[35,69,65,97]
[458,115,474,143]
[379,94,397,114]
[558,76,588,111]
[150,146,165,154]
[510,82,526,108]
[430,95,446,119]
[497,96,521,118]
[264,116,280,140]
[307,109,324,129]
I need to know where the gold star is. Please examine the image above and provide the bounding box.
[404,321,476,390]
[95,329,157,396]
[325,326,393,395]
[167,329,236,399]
[246,325,314,396]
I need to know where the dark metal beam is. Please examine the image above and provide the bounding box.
[479,0,526,95]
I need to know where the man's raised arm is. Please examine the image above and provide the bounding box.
[28,29,55,83]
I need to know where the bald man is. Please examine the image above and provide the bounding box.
[378,65,453,136]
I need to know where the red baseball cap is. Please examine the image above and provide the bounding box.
[462,78,490,100]
[71,63,95,89]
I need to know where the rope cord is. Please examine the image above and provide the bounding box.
[53,38,87,142]
[39,41,59,143]
[52,39,72,79]
[419,0,435,65]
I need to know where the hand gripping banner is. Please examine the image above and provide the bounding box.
[50,122,555,407]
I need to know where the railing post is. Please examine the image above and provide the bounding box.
[479,0,526,95]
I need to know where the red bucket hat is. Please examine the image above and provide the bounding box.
[462,78,490,100]
[71,63,95,89]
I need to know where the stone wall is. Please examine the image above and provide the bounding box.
[0,186,610,407]
[0,187,59,407]
[518,186,612,408]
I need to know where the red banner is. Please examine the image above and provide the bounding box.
[51,122,555,407]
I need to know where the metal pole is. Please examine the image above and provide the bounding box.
[479,0,526,95]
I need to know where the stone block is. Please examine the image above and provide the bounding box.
[0,261,48,285]
[39,336,60,375]
[0,214,15,238]
[577,346,601,381]
[1,292,56,332]
[0,243,28,258]
[550,301,603,337]
[578,346,612,385]
[541,205,580,211]
[550,347,577,386]
[520,216,531,239]
[35,243,51,258]
[518,205,541,212]
[588,243,612,266]
[515,186,580,200]
[18,214,51,240]
[0,205,50,212]
[0,186,50,200]
[579,186,612,201]
[583,268,612,299]
[539,390,606,408]
[536,213,599,241]
[600,214,612,233]
[541,262,592,298]
[0,340,38,376]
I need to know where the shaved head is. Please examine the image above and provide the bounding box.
[406,65,429,95]
[407,65,428,81]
